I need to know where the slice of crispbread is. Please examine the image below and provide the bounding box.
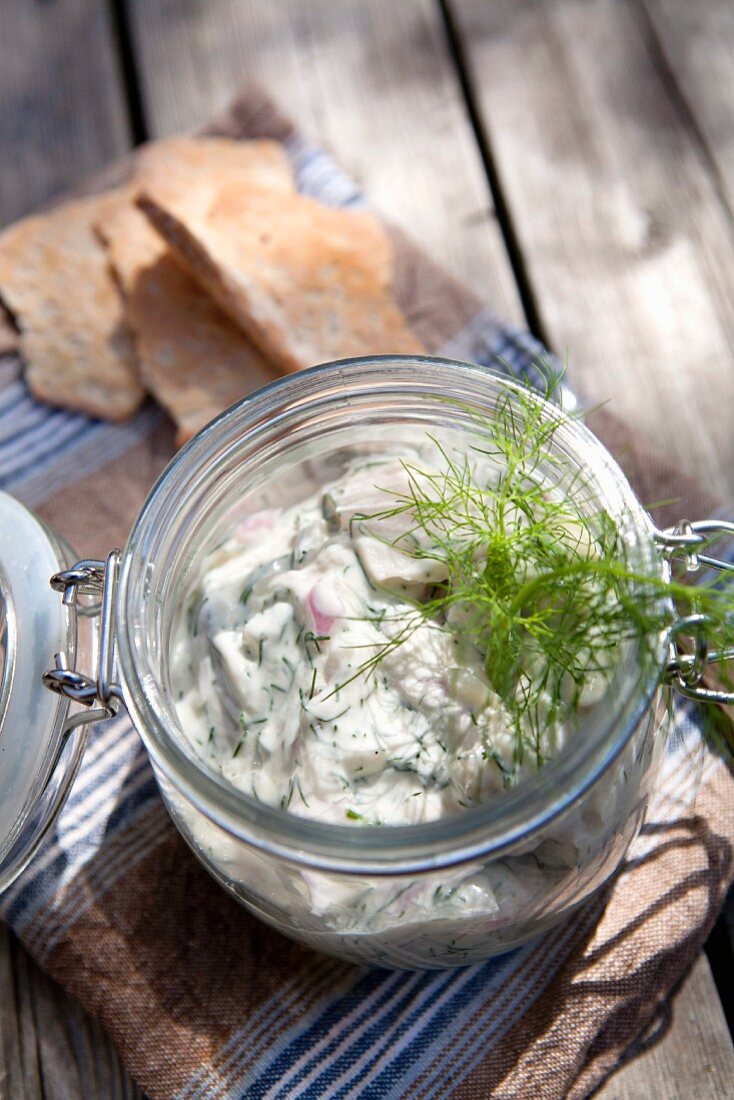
[135,136,296,199]
[0,195,143,420]
[136,180,425,373]
[97,191,280,445]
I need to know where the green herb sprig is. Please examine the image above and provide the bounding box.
[345,363,734,768]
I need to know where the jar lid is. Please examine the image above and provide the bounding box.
[0,491,75,890]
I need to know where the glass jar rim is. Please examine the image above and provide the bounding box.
[117,355,667,875]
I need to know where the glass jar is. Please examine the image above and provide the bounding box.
[2,356,732,968]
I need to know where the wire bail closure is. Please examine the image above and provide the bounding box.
[42,550,123,729]
[655,520,734,704]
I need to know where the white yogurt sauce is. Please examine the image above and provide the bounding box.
[171,449,578,825]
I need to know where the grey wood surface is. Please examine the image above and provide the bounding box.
[0,0,131,227]
[644,0,734,219]
[450,0,734,507]
[1,1,733,1098]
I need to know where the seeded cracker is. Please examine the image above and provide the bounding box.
[135,136,296,196]
[96,138,295,443]
[0,196,143,420]
[97,193,281,446]
[136,180,426,372]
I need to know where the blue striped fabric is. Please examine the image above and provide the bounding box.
[0,134,728,1100]
[0,362,161,506]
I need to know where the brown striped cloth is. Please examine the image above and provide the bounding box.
[1,87,733,1100]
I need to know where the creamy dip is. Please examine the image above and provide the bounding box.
[172,447,605,824]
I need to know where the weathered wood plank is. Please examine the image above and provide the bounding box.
[644,0,734,219]
[0,0,131,226]
[126,0,523,321]
[450,0,734,505]
[595,952,734,1100]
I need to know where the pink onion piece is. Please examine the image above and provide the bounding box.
[235,509,279,540]
[306,581,343,635]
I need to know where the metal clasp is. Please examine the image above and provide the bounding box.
[42,550,123,728]
[655,520,734,704]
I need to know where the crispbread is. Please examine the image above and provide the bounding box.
[136,180,425,373]
[97,192,280,445]
[0,195,143,419]
[135,136,295,198]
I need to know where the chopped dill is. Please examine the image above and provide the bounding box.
[281,779,295,810]
[296,778,310,807]
[232,714,249,757]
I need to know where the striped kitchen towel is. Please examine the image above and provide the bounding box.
[1,87,733,1100]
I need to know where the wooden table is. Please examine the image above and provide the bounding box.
[1,2,733,1096]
